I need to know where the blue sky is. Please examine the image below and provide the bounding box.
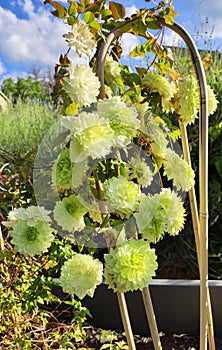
[0,0,221,84]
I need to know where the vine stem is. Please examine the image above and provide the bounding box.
[0,225,4,250]
[0,226,9,282]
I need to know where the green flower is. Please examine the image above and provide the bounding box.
[134,189,186,243]
[104,56,121,85]
[163,148,195,191]
[127,157,153,188]
[60,254,103,299]
[63,21,96,57]
[53,194,87,232]
[62,112,115,162]
[52,147,87,189]
[173,76,199,125]
[147,117,169,158]
[63,64,100,107]
[53,148,73,189]
[207,85,218,116]
[134,95,150,118]
[97,97,140,147]
[174,77,218,123]
[3,206,51,228]
[2,206,55,256]
[103,176,141,218]
[142,72,174,112]
[104,239,158,292]
[10,221,55,256]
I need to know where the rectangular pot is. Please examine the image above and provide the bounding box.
[82,279,222,337]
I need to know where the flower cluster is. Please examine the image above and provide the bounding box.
[127,157,154,188]
[173,76,200,124]
[3,206,51,228]
[142,71,174,112]
[53,194,87,232]
[104,56,122,86]
[63,112,115,162]
[63,64,100,108]
[147,117,169,158]
[135,189,186,243]
[97,97,140,147]
[163,148,195,191]
[104,239,158,292]
[103,176,141,218]
[3,206,55,256]
[63,21,96,57]
[52,147,73,189]
[207,84,218,116]
[60,254,103,299]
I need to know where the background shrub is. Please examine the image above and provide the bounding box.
[0,99,59,155]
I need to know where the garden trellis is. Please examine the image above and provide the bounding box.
[95,13,214,349]
[2,1,218,349]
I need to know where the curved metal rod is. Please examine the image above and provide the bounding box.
[158,19,209,350]
[96,16,212,350]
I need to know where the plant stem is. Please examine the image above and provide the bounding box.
[0,226,10,282]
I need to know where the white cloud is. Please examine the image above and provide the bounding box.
[163,29,182,48]
[125,5,138,18]
[0,2,68,77]
[121,33,140,57]
[195,0,222,42]
[0,59,5,75]
[22,0,35,15]
[199,0,222,18]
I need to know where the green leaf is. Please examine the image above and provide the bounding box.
[89,19,101,32]
[131,21,147,37]
[113,77,125,94]
[80,0,90,7]
[214,158,222,177]
[145,17,161,30]
[44,0,67,18]
[129,45,146,58]
[144,37,157,51]
[68,2,78,16]
[161,5,178,25]
[85,3,100,12]
[64,102,78,116]
[101,8,113,18]
[84,11,95,23]
[163,14,174,25]
[109,1,125,20]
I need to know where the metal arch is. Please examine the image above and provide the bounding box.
[96,17,211,350]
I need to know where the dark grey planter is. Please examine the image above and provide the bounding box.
[81,279,222,337]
